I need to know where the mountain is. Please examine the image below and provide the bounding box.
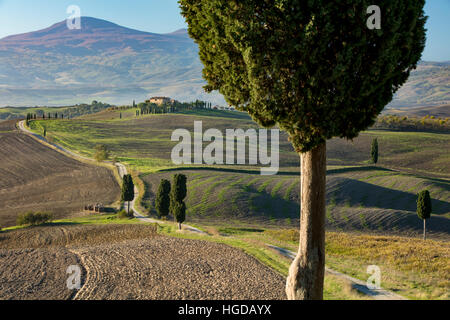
[387,61,450,109]
[0,17,448,108]
[0,17,224,106]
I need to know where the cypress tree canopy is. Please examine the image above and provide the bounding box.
[171,174,187,203]
[180,0,427,152]
[121,174,135,202]
[155,179,171,217]
[417,190,432,220]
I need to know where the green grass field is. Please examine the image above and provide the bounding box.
[28,108,450,177]
[141,168,450,238]
[26,109,450,240]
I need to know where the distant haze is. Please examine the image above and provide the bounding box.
[0,17,448,108]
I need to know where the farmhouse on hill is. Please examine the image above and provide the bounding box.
[146,96,176,105]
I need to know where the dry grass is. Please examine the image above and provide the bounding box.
[262,228,449,299]
[325,232,450,300]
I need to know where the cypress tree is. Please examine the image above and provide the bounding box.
[170,174,187,229]
[180,0,426,300]
[417,190,432,240]
[155,179,171,218]
[371,138,379,164]
[121,174,135,215]
[172,201,186,230]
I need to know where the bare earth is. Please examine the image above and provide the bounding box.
[0,224,286,300]
[0,120,120,227]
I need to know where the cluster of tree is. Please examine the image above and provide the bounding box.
[6,101,114,121]
[373,115,449,132]
[135,99,214,117]
[16,212,53,226]
[137,102,175,115]
[26,113,37,121]
[155,174,187,230]
[121,174,135,216]
[107,105,135,111]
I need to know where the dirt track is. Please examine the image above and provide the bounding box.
[0,224,286,300]
[0,120,120,227]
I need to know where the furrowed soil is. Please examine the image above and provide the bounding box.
[0,120,120,227]
[0,224,286,300]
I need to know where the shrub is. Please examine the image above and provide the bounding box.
[17,212,53,226]
[94,144,110,162]
[117,209,133,219]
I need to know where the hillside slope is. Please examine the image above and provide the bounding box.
[0,120,120,227]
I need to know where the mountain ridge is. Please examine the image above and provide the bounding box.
[0,17,448,108]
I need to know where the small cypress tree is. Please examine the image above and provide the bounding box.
[171,174,187,203]
[172,201,186,230]
[170,174,187,229]
[155,179,171,218]
[43,127,46,137]
[121,174,135,215]
[417,190,432,240]
[371,138,379,164]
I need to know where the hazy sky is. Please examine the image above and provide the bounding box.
[0,0,448,61]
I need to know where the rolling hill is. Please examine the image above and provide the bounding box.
[0,17,448,109]
[25,110,450,239]
[0,17,224,106]
[0,120,120,227]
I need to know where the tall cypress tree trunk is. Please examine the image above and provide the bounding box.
[286,142,326,300]
[423,219,426,240]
